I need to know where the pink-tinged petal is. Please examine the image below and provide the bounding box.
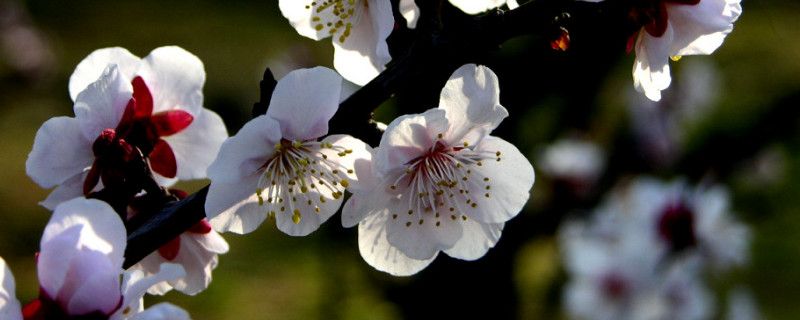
[443,220,504,261]
[341,147,379,228]
[463,137,534,224]
[439,64,508,147]
[205,174,266,234]
[73,65,134,141]
[26,116,94,189]
[266,67,342,141]
[128,303,190,320]
[321,134,371,186]
[40,171,96,211]
[0,257,23,320]
[375,110,449,176]
[162,108,228,181]
[358,211,436,276]
[449,0,507,14]
[116,264,185,319]
[150,110,193,137]
[207,115,279,184]
[668,0,741,56]
[38,227,81,300]
[136,46,205,115]
[385,195,463,260]
[632,27,674,102]
[131,77,154,118]
[60,250,121,316]
[332,0,393,85]
[149,139,177,179]
[69,47,140,102]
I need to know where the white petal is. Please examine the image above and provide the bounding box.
[274,196,336,236]
[117,263,186,319]
[385,195,463,260]
[207,115,281,185]
[266,67,342,141]
[0,257,22,320]
[61,250,122,315]
[73,65,134,141]
[375,109,448,176]
[449,0,506,14]
[332,0,393,85]
[278,0,336,41]
[136,46,205,115]
[341,148,381,228]
[26,116,94,189]
[358,212,436,276]
[162,108,228,180]
[439,64,508,147]
[137,232,227,296]
[632,28,674,102]
[443,221,504,260]
[69,47,140,102]
[668,0,742,56]
[205,174,266,234]
[399,0,420,29]
[128,303,190,320]
[464,137,534,223]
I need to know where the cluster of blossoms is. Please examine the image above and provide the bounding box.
[559,177,752,320]
[1,0,751,316]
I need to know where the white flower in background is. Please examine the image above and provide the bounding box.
[26,46,227,209]
[205,67,371,236]
[343,64,535,276]
[725,287,762,320]
[279,0,394,85]
[12,198,189,319]
[537,137,606,196]
[0,257,21,320]
[129,190,229,296]
[629,0,742,101]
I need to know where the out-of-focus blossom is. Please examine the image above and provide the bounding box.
[343,64,535,276]
[537,137,606,197]
[279,0,393,85]
[725,287,762,320]
[628,0,742,101]
[0,257,22,320]
[15,198,189,320]
[206,67,370,236]
[26,46,227,209]
[129,191,228,296]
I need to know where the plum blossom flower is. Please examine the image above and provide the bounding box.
[342,64,535,276]
[26,46,227,209]
[205,67,371,236]
[0,257,22,320]
[128,191,229,296]
[537,137,606,197]
[279,0,394,85]
[627,0,742,101]
[16,198,189,320]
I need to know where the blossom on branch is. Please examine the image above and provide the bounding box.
[343,64,535,276]
[13,198,189,320]
[205,67,371,236]
[625,0,742,101]
[279,0,394,85]
[26,46,227,209]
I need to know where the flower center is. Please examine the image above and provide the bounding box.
[657,200,696,252]
[601,273,630,300]
[305,0,366,43]
[255,139,354,224]
[389,135,501,228]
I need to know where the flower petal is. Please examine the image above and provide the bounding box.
[443,221,504,261]
[463,136,534,224]
[39,171,97,211]
[61,250,122,315]
[205,174,266,234]
[439,64,508,147]
[278,0,337,41]
[69,47,140,102]
[449,0,507,14]
[399,0,420,29]
[385,195,464,260]
[73,65,134,141]
[206,115,280,185]
[128,303,190,320]
[358,211,436,276]
[26,116,94,189]
[667,0,742,56]
[136,46,205,115]
[332,0,393,85]
[632,27,674,102]
[375,109,449,176]
[116,264,185,319]
[0,257,22,320]
[266,67,342,141]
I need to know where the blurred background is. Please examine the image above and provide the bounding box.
[0,0,798,319]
